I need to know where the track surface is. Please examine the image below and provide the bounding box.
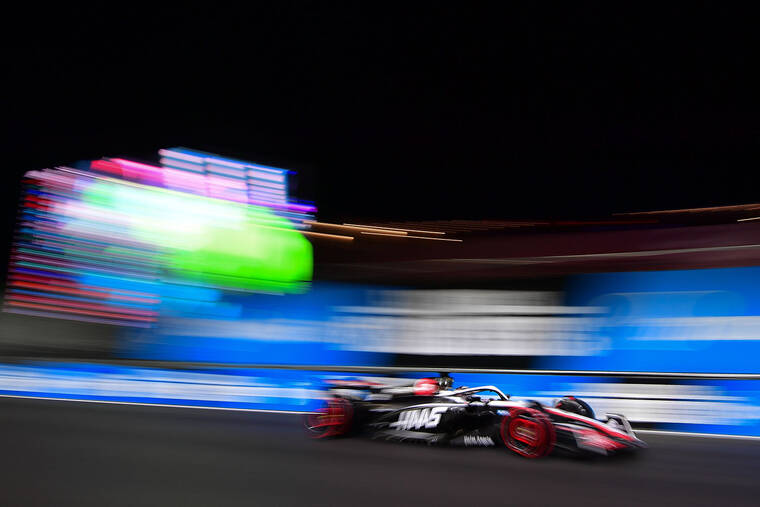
[2,398,759,506]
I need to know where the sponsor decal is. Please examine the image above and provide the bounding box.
[389,407,447,430]
[513,423,537,443]
[463,435,495,446]
[366,393,393,401]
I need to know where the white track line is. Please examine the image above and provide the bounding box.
[635,429,760,441]
[0,394,311,414]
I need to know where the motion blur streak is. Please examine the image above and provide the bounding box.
[343,223,447,234]
[297,230,354,241]
[359,231,463,241]
[4,151,760,444]
[615,203,760,215]
[305,221,409,235]
[4,149,315,327]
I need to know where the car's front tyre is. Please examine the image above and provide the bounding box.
[499,407,555,458]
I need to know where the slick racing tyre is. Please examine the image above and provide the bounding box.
[304,398,354,439]
[500,407,555,458]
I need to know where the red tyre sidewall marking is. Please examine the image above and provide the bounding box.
[508,418,540,446]
[307,398,353,439]
[500,408,555,458]
[306,404,332,439]
[332,398,354,437]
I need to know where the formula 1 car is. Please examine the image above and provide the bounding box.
[304,373,646,458]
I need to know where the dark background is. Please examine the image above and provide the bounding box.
[2,9,760,504]
[2,4,758,231]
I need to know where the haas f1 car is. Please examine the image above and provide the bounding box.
[305,374,646,458]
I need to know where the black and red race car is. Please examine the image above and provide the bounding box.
[304,373,646,458]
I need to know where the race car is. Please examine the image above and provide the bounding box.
[304,373,646,458]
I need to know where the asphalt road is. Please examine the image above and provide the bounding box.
[1,397,759,507]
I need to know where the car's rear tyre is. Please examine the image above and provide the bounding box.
[304,398,354,439]
[500,407,555,458]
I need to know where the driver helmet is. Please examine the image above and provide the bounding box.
[436,373,454,390]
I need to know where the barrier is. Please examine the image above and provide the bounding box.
[2,362,759,436]
[542,266,760,373]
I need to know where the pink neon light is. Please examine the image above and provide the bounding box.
[48,155,318,213]
[206,174,247,189]
[91,159,124,176]
[111,159,162,173]
[26,170,79,186]
[163,168,207,187]
[247,199,316,212]
[111,159,164,185]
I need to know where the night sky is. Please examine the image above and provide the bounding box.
[3,3,758,234]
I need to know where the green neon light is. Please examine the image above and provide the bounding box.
[79,179,313,292]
